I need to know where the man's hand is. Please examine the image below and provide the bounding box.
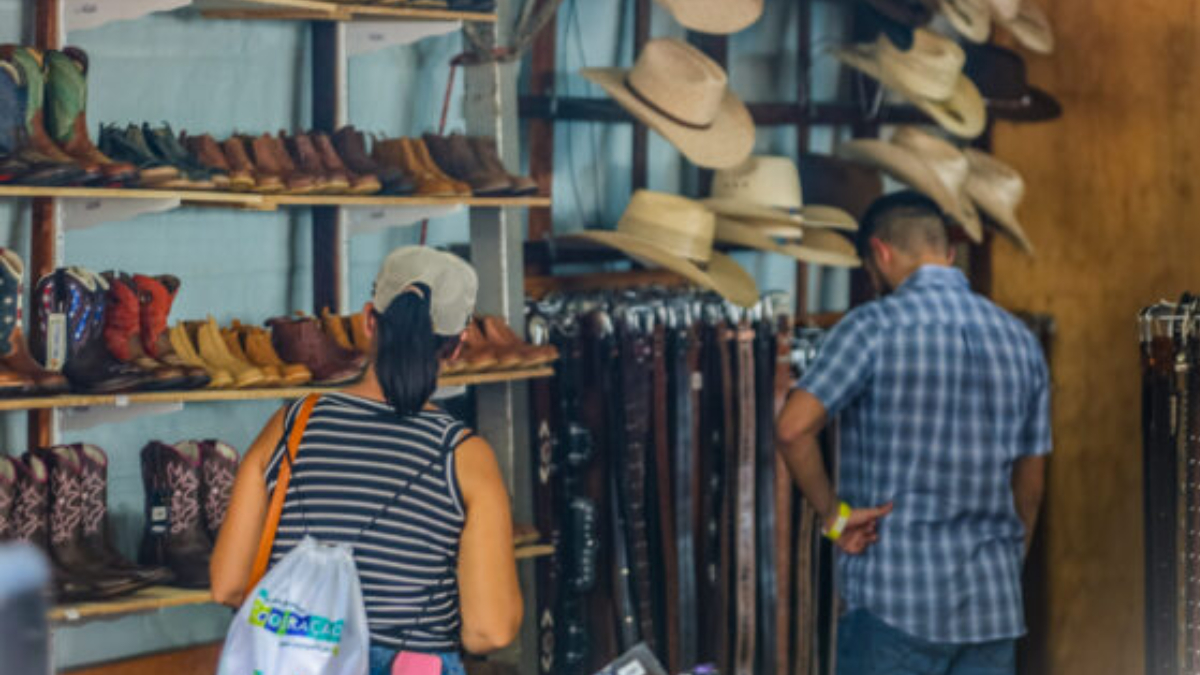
[826,503,894,555]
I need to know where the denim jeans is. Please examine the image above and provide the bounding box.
[368,646,466,675]
[835,609,1016,675]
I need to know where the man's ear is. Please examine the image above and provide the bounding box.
[946,245,957,265]
[869,237,890,267]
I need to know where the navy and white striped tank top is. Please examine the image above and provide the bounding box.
[264,393,471,652]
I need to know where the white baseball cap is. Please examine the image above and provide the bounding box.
[372,247,478,336]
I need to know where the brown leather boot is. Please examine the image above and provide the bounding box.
[221,327,282,387]
[282,131,336,193]
[314,131,379,195]
[470,136,538,195]
[410,137,473,195]
[254,133,316,195]
[184,132,254,191]
[458,318,500,372]
[223,137,281,193]
[44,49,138,185]
[101,272,191,390]
[235,321,312,386]
[372,138,452,197]
[480,314,558,367]
[333,126,412,195]
[168,323,233,389]
[139,441,213,589]
[198,440,238,543]
[473,316,523,369]
[424,133,510,196]
[74,444,174,585]
[131,274,211,389]
[191,317,267,388]
[268,315,367,386]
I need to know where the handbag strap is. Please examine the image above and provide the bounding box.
[246,393,320,594]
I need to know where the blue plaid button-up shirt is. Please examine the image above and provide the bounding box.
[799,265,1051,644]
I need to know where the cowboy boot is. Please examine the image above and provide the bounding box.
[321,307,355,351]
[423,133,509,195]
[74,444,174,585]
[183,131,253,191]
[143,123,222,190]
[247,133,314,195]
[472,316,523,369]
[139,441,213,588]
[409,137,472,195]
[31,268,150,393]
[313,131,379,195]
[0,249,66,395]
[0,455,15,540]
[131,274,211,389]
[373,137,454,197]
[10,455,117,601]
[221,327,282,386]
[0,58,81,186]
[168,323,233,389]
[42,49,138,185]
[198,440,238,542]
[236,322,312,386]
[480,314,558,367]
[191,317,267,388]
[333,126,410,194]
[282,131,337,193]
[223,136,281,193]
[97,123,182,188]
[100,272,192,390]
[458,318,500,372]
[268,314,367,386]
[470,136,538,195]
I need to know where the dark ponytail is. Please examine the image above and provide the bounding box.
[373,283,459,418]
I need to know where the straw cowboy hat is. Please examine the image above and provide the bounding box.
[703,156,858,232]
[964,44,1061,122]
[964,149,1034,254]
[986,0,1020,20]
[654,0,764,35]
[833,29,987,139]
[997,0,1054,54]
[837,126,983,242]
[565,190,760,307]
[715,218,862,268]
[939,0,991,43]
[582,38,754,169]
[798,153,884,220]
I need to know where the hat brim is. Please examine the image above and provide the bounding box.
[940,0,991,43]
[702,197,803,225]
[1000,1,1054,54]
[655,0,764,34]
[715,218,862,268]
[582,67,755,169]
[725,216,805,240]
[565,230,760,307]
[834,45,988,139]
[801,205,859,231]
[972,194,1034,255]
[985,86,1062,122]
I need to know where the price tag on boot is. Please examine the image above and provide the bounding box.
[45,314,67,373]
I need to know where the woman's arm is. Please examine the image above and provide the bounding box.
[209,406,287,606]
[455,435,523,653]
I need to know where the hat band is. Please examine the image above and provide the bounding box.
[985,93,1034,109]
[624,75,715,131]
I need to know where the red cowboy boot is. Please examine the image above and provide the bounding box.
[132,274,211,389]
[100,272,192,390]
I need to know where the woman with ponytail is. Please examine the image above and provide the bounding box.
[211,247,522,675]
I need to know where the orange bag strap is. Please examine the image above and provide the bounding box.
[246,393,320,593]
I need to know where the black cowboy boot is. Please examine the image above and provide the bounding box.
[199,440,239,542]
[74,444,173,585]
[139,441,213,588]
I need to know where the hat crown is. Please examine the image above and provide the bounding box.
[964,44,1028,99]
[966,149,1025,208]
[877,29,964,100]
[627,38,727,128]
[891,126,970,192]
[618,190,716,263]
[710,156,803,210]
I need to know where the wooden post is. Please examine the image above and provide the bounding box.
[795,0,813,320]
[631,0,651,190]
[526,8,556,245]
[311,21,346,314]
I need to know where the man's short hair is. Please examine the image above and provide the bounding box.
[855,191,950,261]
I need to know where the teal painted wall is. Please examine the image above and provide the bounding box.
[0,0,852,668]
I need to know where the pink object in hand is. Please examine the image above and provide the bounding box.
[391,651,442,675]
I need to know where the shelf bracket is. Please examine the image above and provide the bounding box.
[59,401,184,431]
[345,203,462,236]
[346,20,462,56]
[61,196,181,231]
[64,0,190,33]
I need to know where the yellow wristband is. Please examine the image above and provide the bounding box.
[823,502,852,541]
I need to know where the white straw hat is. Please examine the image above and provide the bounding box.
[654,0,764,35]
[964,149,1034,254]
[704,155,858,231]
[998,0,1054,54]
[940,0,991,43]
[582,38,754,169]
[715,218,862,268]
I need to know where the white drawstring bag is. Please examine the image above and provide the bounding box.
[216,536,370,675]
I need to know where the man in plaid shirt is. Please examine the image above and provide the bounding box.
[777,191,1051,675]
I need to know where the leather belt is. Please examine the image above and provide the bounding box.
[530,344,559,675]
[618,323,656,652]
[1145,335,1179,675]
[754,321,778,675]
[734,321,758,675]
[651,324,681,673]
[600,321,640,651]
[715,322,737,674]
[670,321,699,668]
[773,317,795,675]
[696,320,726,667]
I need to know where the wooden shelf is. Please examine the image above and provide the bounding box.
[51,535,550,624]
[194,0,497,22]
[0,186,551,211]
[0,367,553,412]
